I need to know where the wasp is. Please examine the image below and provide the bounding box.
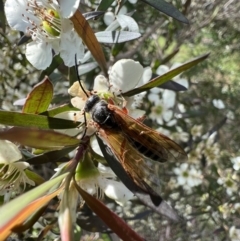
[74,58,187,220]
[82,92,187,220]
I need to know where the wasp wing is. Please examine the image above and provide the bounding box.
[98,128,163,197]
[108,104,187,163]
[97,130,180,222]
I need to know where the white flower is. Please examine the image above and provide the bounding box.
[0,140,35,202]
[231,156,240,171]
[109,59,151,94]
[229,226,240,241]
[174,163,202,190]
[5,0,83,69]
[77,163,134,206]
[191,125,203,138]
[108,59,151,117]
[212,99,225,109]
[104,6,139,32]
[56,157,134,206]
[148,89,176,125]
[170,126,189,143]
[203,134,220,164]
[217,171,238,196]
[147,63,188,125]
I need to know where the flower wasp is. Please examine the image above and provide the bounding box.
[74,59,187,221]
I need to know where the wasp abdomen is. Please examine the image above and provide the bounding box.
[129,138,167,162]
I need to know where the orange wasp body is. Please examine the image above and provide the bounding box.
[84,95,187,209]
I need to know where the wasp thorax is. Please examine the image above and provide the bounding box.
[84,95,118,129]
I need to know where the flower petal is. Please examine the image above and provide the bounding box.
[102,179,134,205]
[116,14,139,32]
[93,75,109,92]
[71,97,86,109]
[103,12,115,26]
[109,59,143,93]
[68,81,88,99]
[156,65,169,75]
[59,0,80,18]
[138,66,152,86]
[26,41,52,70]
[60,24,85,67]
[162,90,176,108]
[5,0,39,32]
[91,138,103,157]
[162,109,173,122]
[0,140,22,164]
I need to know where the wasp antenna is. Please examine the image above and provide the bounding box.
[74,54,89,98]
[80,109,88,140]
[74,55,89,139]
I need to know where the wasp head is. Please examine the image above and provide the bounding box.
[84,95,118,129]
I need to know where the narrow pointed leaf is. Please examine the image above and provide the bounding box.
[0,174,67,240]
[135,193,180,222]
[23,76,53,114]
[59,191,74,241]
[70,10,108,75]
[141,0,189,24]
[0,0,5,32]
[17,34,31,46]
[123,53,210,96]
[161,48,180,64]
[27,146,75,164]
[159,80,187,91]
[75,185,145,241]
[97,0,115,11]
[96,31,141,43]
[41,104,78,117]
[0,127,79,149]
[0,110,79,129]
[83,11,105,20]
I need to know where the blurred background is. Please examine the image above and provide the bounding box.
[1,0,240,240]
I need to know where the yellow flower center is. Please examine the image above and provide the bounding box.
[42,9,61,37]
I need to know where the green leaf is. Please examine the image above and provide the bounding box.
[41,104,78,117]
[27,146,75,164]
[96,0,115,11]
[75,185,145,241]
[0,127,79,149]
[123,53,210,97]
[141,0,189,24]
[0,0,5,32]
[23,76,53,114]
[0,110,79,129]
[96,31,141,43]
[0,173,68,240]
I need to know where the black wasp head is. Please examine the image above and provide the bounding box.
[84,94,118,129]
